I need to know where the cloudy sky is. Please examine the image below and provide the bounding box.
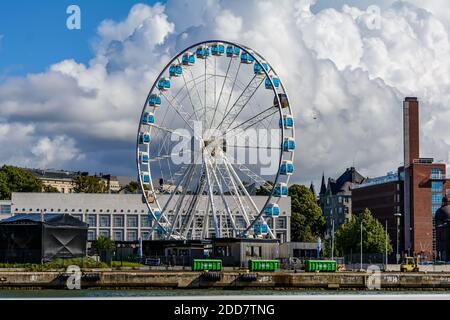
[1,0,450,187]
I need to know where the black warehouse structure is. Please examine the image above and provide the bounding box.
[0,214,88,263]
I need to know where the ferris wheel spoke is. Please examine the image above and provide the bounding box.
[167,162,200,237]
[148,163,195,236]
[203,151,220,238]
[222,62,241,124]
[208,56,233,130]
[224,158,276,239]
[216,106,278,141]
[160,92,196,133]
[216,75,265,131]
[207,156,239,236]
[217,161,252,228]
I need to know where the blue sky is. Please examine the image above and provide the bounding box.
[0,0,162,77]
[0,0,449,184]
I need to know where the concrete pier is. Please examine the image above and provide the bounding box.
[1,271,450,290]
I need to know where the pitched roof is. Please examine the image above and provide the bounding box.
[327,167,366,196]
[0,214,88,228]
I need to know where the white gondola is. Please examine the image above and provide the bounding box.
[169,64,183,77]
[280,160,294,175]
[240,51,255,64]
[211,43,225,56]
[273,182,288,197]
[196,45,210,59]
[181,53,195,66]
[273,93,289,109]
[141,172,151,184]
[254,61,268,75]
[226,45,240,58]
[142,112,155,125]
[254,222,269,235]
[157,77,171,91]
[264,203,280,217]
[139,133,151,145]
[139,152,149,164]
[279,114,294,128]
[148,94,161,107]
[265,76,280,89]
[283,137,296,152]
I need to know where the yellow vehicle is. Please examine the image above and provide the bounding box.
[400,256,420,272]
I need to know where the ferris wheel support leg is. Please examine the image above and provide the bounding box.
[218,162,251,230]
[207,157,239,236]
[148,163,194,238]
[224,158,276,240]
[167,162,200,238]
[204,152,221,238]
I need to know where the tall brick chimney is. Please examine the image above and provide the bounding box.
[403,97,420,167]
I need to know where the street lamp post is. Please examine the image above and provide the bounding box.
[385,219,388,270]
[394,212,402,264]
[360,219,363,271]
[331,218,335,261]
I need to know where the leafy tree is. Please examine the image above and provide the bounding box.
[93,236,116,251]
[73,175,107,193]
[289,184,326,242]
[335,208,393,256]
[42,185,60,193]
[119,181,140,194]
[0,165,43,199]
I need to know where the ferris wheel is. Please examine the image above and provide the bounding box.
[137,40,295,240]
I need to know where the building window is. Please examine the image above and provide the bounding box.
[276,217,286,229]
[87,215,97,227]
[431,168,442,179]
[245,246,261,257]
[114,215,124,228]
[0,205,11,214]
[338,197,342,203]
[113,230,124,241]
[87,230,96,241]
[127,230,138,241]
[141,215,151,228]
[432,193,442,204]
[99,215,111,228]
[432,181,443,193]
[127,215,138,228]
[99,229,110,238]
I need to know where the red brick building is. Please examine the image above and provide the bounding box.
[352,97,449,262]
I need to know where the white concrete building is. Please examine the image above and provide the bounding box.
[10,193,291,242]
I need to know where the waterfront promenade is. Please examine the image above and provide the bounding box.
[1,270,450,290]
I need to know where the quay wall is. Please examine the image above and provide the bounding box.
[1,271,450,290]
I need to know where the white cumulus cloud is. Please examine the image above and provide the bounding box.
[0,0,450,185]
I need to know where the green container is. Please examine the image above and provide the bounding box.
[192,259,222,271]
[248,259,280,272]
[304,260,336,272]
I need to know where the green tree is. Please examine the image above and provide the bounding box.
[119,181,140,194]
[0,165,43,199]
[73,175,107,193]
[335,208,393,256]
[42,185,60,193]
[289,184,326,242]
[93,236,116,251]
